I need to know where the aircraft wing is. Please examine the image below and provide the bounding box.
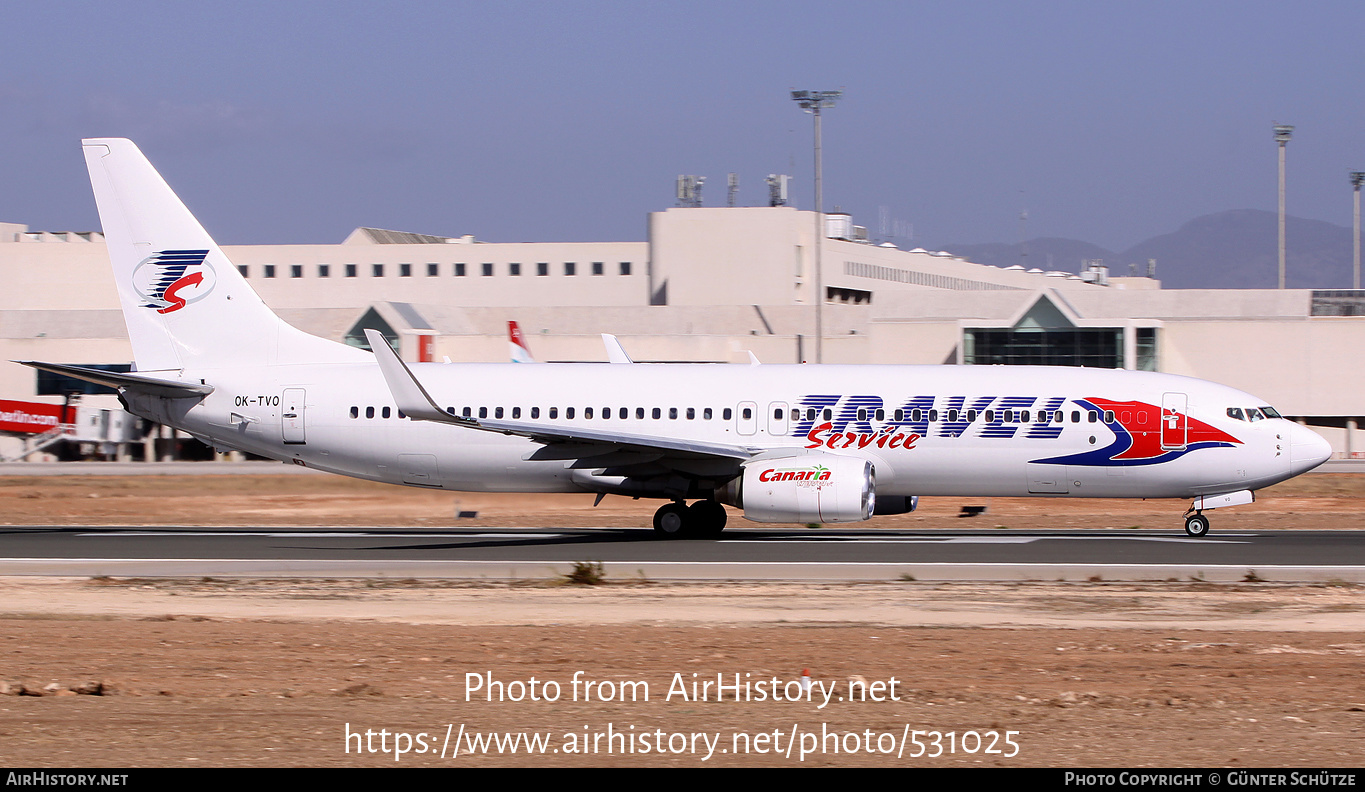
[364,330,757,469]
[15,360,214,399]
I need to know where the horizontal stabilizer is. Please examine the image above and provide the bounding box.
[15,361,214,398]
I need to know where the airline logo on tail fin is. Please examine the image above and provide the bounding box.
[508,321,536,363]
[131,250,216,314]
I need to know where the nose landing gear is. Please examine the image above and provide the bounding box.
[1183,512,1210,538]
[652,499,727,539]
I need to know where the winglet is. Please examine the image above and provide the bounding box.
[365,330,469,425]
[748,351,761,366]
[602,334,634,364]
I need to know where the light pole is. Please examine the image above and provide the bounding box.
[1352,172,1364,290]
[792,89,841,363]
[1274,124,1293,289]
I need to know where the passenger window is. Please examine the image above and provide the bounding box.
[1003,409,1014,423]
[806,408,816,421]
[1088,411,1098,423]
[688,408,696,420]
[928,409,938,422]
[462,407,472,418]
[365,406,374,419]
[911,409,922,422]
[822,408,832,421]
[723,408,733,421]
[741,407,752,420]
[652,408,661,419]
[894,409,904,421]
[966,409,977,422]
[495,407,504,419]
[1103,410,1115,423]
[776,408,784,420]
[947,409,959,422]
[669,408,678,419]
[857,408,867,421]
[620,408,628,419]
[1021,410,1030,423]
[584,407,593,419]
[790,408,799,421]
[512,407,521,419]
[704,408,713,420]
[479,407,488,419]
[636,408,644,419]
[875,409,885,421]
[531,407,540,419]
[350,406,358,419]
[549,407,558,419]
[381,407,391,419]
[602,407,609,419]
[566,407,575,419]
[985,409,995,423]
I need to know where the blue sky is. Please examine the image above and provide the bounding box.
[2,1,1362,253]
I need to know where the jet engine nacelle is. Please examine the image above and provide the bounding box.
[737,454,875,523]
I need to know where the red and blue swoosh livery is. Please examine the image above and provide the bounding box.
[1033,398,1240,467]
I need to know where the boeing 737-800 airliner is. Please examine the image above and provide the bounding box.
[18,139,1332,538]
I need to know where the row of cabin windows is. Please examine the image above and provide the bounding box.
[796,407,1115,424]
[239,262,633,278]
[350,405,733,421]
[347,404,1118,425]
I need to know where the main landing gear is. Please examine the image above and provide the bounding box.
[652,499,727,539]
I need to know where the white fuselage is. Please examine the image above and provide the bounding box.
[130,360,1324,503]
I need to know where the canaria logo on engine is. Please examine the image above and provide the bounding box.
[131,249,216,314]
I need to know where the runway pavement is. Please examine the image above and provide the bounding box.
[1,525,1362,582]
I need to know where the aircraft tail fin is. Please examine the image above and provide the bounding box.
[508,321,536,363]
[81,138,365,371]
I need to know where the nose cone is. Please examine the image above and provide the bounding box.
[1288,424,1332,476]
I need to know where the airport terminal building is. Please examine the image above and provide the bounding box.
[1,206,1362,460]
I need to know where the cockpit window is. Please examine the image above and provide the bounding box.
[1260,406,1282,419]
[1226,407,1245,421]
[1245,407,1264,422]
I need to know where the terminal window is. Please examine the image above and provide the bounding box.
[426,263,439,277]
[454,263,466,276]
[400,264,412,277]
[564,262,576,276]
[372,264,384,277]
[237,265,248,277]
[263,264,276,278]
[620,262,631,275]
[318,264,330,277]
[963,328,1123,368]
[537,262,549,276]
[345,264,357,277]
[290,265,302,278]
[482,263,493,276]
[592,261,604,275]
[509,263,521,276]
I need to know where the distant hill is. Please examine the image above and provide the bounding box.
[945,209,1356,289]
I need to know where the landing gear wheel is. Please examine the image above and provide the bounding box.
[687,500,728,539]
[653,502,689,538]
[1184,513,1210,538]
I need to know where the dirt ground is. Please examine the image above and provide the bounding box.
[0,471,1362,767]
[0,468,1362,530]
